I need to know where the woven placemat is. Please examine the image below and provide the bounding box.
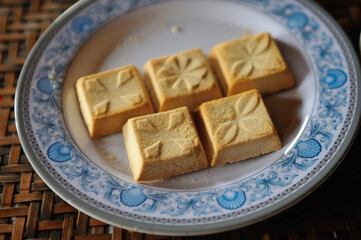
[1,0,360,239]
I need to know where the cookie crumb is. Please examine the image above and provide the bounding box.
[171,25,181,33]
[108,154,116,161]
[128,36,144,46]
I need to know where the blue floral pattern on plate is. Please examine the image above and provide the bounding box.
[17,0,358,231]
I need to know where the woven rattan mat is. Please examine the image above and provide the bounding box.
[1,0,361,239]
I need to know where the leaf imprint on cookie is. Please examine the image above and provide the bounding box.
[136,119,156,131]
[229,33,283,78]
[168,112,184,130]
[241,117,273,135]
[157,55,207,92]
[216,121,238,145]
[117,68,133,87]
[236,90,259,115]
[94,100,109,116]
[85,78,106,91]
[144,140,162,158]
[172,138,198,153]
[122,93,142,106]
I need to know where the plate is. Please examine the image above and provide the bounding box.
[15,0,361,236]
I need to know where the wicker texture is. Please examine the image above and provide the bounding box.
[1,0,361,239]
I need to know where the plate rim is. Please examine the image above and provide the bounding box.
[15,0,361,236]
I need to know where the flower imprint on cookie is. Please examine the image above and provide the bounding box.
[137,112,199,158]
[215,91,273,145]
[117,68,133,87]
[171,138,199,154]
[144,140,162,158]
[225,34,283,79]
[121,93,143,106]
[85,72,144,116]
[157,54,208,92]
[94,100,110,116]
[85,78,106,91]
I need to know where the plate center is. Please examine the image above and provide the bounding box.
[62,0,315,190]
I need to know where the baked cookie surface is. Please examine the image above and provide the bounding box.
[123,107,209,181]
[196,89,282,166]
[209,32,294,96]
[76,65,154,138]
[143,48,222,111]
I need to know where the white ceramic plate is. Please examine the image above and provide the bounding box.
[15,0,361,236]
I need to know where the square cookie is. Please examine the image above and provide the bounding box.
[195,89,282,166]
[209,32,294,96]
[143,48,222,112]
[123,107,209,181]
[76,65,154,138]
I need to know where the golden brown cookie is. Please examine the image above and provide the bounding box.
[143,48,222,111]
[195,89,282,166]
[123,107,209,181]
[76,65,154,138]
[209,32,294,96]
